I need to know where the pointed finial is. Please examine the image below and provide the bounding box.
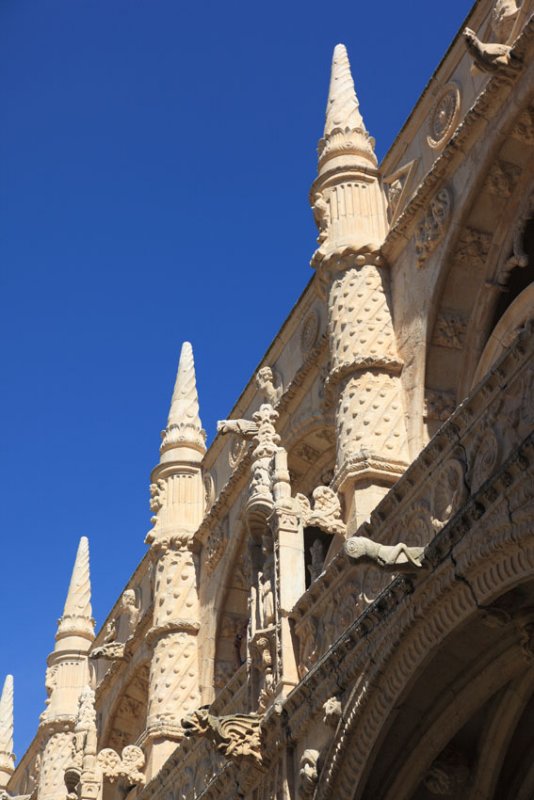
[317,44,377,169]
[160,342,206,458]
[324,44,366,137]
[0,675,15,788]
[56,537,94,644]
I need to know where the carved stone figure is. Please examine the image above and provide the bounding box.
[217,419,258,439]
[119,589,140,638]
[344,536,425,571]
[256,366,282,406]
[463,26,519,72]
[322,697,342,728]
[312,193,331,243]
[259,536,275,628]
[182,708,263,765]
[299,749,320,798]
[296,486,346,536]
[308,538,325,582]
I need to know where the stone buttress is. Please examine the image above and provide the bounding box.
[144,342,206,778]
[311,44,409,532]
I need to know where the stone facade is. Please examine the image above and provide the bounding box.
[3,2,534,798]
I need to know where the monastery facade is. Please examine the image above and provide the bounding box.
[2,0,534,797]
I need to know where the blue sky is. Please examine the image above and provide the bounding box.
[1,0,473,757]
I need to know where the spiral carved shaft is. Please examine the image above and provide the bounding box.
[324,44,366,135]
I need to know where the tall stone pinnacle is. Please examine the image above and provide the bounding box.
[324,44,366,137]
[160,342,206,459]
[317,43,377,171]
[0,675,15,788]
[56,536,94,644]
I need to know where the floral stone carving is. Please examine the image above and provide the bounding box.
[427,84,461,149]
[182,708,263,765]
[96,746,145,786]
[295,486,346,535]
[415,188,452,267]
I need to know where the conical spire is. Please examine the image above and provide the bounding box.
[56,537,94,644]
[324,44,366,137]
[160,342,206,458]
[317,43,377,170]
[0,675,15,788]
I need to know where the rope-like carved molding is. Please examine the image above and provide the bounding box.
[384,17,533,249]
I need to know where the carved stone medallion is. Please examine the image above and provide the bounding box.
[301,310,320,353]
[427,84,461,149]
[229,436,247,469]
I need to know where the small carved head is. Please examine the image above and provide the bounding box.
[181,707,211,737]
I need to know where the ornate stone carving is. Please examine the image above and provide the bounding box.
[182,708,263,765]
[485,159,521,198]
[256,366,282,406]
[160,342,206,455]
[427,83,461,149]
[492,0,521,42]
[424,747,469,795]
[259,535,275,629]
[322,697,342,728]
[431,458,468,531]
[454,226,491,266]
[250,631,276,712]
[96,746,145,786]
[297,615,319,678]
[424,389,456,422]
[415,188,452,267]
[312,193,330,244]
[204,472,216,513]
[463,27,520,73]
[344,536,425,571]
[432,311,468,349]
[383,160,418,223]
[512,107,534,145]
[299,749,320,798]
[205,517,229,575]
[295,486,346,535]
[301,310,320,353]
[471,429,500,493]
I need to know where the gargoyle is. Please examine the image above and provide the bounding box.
[463,27,520,72]
[182,707,263,765]
[344,536,425,571]
[217,419,259,440]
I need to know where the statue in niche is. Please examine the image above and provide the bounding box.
[308,538,325,582]
[344,536,425,571]
[259,535,275,629]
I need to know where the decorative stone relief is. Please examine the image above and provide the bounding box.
[427,83,461,149]
[96,746,145,785]
[424,747,469,795]
[431,458,468,532]
[299,749,320,798]
[250,630,276,712]
[471,429,500,493]
[300,309,320,353]
[485,159,521,198]
[454,226,492,266]
[182,708,263,765]
[415,188,452,267]
[204,472,216,513]
[344,536,425,571]
[512,106,534,145]
[432,311,468,349]
[295,486,346,535]
[229,435,248,469]
[205,517,229,575]
[297,615,319,678]
[424,390,456,422]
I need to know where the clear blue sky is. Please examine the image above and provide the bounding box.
[1,0,473,757]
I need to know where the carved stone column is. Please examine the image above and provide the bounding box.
[144,342,205,779]
[0,676,15,791]
[311,45,409,532]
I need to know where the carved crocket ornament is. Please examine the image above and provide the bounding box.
[344,536,425,571]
